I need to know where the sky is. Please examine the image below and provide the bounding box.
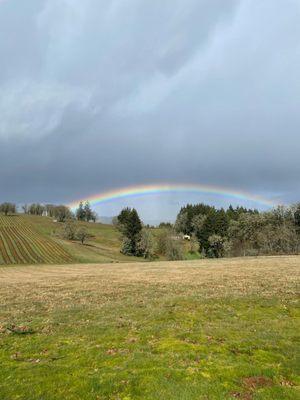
[0,0,300,223]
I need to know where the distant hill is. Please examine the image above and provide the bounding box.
[98,216,114,225]
[98,216,168,227]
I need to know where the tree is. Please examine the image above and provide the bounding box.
[75,201,95,222]
[175,211,189,234]
[172,202,300,258]
[228,213,264,256]
[62,222,77,240]
[117,207,131,229]
[159,222,173,229]
[28,203,45,216]
[45,204,55,217]
[137,228,157,259]
[293,203,300,234]
[191,214,207,236]
[155,228,185,260]
[117,208,142,256]
[0,202,16,215]
[208,234,225,258]
[76,202,86,221]
[77,227,88,244]
[189,233,199,253]
[91,211,97,223]
[22,204,29,214]
[156,229,170,255]
[53,205,73,222]
[226,208,300,257]
[84,201,93,222]
[121,237,133,255]
[257,222,299,255]
[175,203,214,235]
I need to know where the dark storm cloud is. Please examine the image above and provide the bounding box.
[1,0,300,211]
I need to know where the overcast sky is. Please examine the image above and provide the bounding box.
[1,0,300,222]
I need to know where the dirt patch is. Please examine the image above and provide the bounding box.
[231,376,273,399]
[243,376,273,390]
[231,392,252,400]
[7,324,35,335]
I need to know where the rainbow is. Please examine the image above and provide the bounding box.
[68,183,277,209]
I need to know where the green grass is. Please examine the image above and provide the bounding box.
[23,214,146,263]
[0,256,299,399]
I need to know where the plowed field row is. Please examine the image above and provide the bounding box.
[0,215,73,265]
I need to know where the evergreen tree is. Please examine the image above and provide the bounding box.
[76,202,85,221]
[84,201,93,222]
[117,208,142,255]
[293,203,300,234]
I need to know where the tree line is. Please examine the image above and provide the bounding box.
[0,201,97,223]
[0,201,97,246]
[114,207,193,260]
[1,200,299,259]
[174,203,300,258]
[114,203,300,260]
[0,202,16,215]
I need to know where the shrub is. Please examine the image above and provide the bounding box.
[62,222,77,240]
[137,229,157,259]
[165,238,184,261]
[189,234,199,253]
[156,229,170,255]
[121,237,134,255]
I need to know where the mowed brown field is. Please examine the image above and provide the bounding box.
[0,256,299,296]
[0,256,299,400]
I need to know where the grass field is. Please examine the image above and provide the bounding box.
[0,256,299,399]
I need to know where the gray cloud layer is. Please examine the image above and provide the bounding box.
[1,0,300,213]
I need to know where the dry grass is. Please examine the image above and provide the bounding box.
[1,255,299,301]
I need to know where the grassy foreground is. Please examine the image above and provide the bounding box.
[0,257,299,399]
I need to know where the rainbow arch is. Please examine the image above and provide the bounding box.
[68,183,277,209]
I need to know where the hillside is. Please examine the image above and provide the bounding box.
[0,215,73,265]
[0,214,141,265]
